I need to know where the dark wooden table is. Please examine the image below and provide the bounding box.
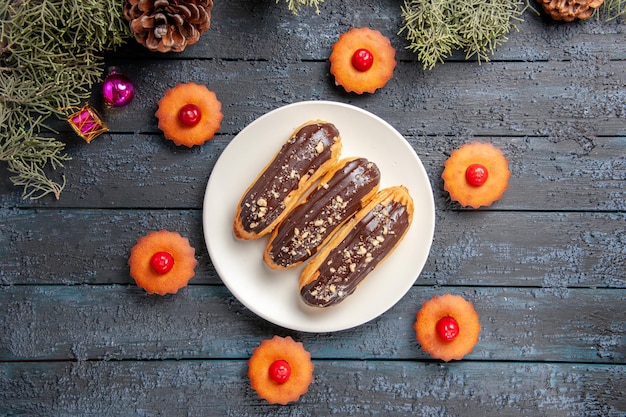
[1,1,625,415]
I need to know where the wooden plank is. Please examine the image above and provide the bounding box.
[1,208,623,288]
[42,58,625,138]
[1,360,624,416]
[1,286,624,363]
[0,208,215,285]
[1,135,624,211]
[1,1,623,415]
[110,0,626,62]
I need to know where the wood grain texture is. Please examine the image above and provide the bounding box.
[1,360,624,416]
[1,208,624,287]
[110,0,626,62]
[1,285,624,362]
[1,135,624,210]
[38,58,626,138]
[0,0,624,415]
[0,209,626,288]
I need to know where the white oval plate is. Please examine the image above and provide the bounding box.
[203,101,435,333]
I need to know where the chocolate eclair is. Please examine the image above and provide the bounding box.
[299,186,414,308]
[234,120,342,240]
[264,157,381,269]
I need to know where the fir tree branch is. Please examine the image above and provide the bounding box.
[7,158,67,200]
[277,0,324,15]
[596,0,626,21]
[400,0,458,70]
[0,0,130,200]
[399,0,525,70]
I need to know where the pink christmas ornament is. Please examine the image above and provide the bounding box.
[67,104,108,143]
[102,69,135,107]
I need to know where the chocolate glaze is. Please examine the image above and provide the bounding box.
[300,198,410,307]
[266,158,380,268]
[237,122,340,235]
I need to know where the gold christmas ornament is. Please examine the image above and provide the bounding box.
[539,0,604,21]
[123,0,214,53]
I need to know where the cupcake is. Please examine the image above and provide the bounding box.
[329,27,396,94]
[248,336,314,405]
[155,82,223,147]
[442,142,510,208]
[414,293,480,361]
[128,230,197,295]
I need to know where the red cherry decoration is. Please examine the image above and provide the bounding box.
[436,316,460,342]
[150,251,175,274]
[351,48,374,72]
[178,103,202,127]
[268,359,291,384]
[465,163,489,187]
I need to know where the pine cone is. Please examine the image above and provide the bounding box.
[539,0,604,22]
[124,0,214,53]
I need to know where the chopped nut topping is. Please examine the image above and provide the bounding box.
[315,141,324,153]
[256,198,267,207]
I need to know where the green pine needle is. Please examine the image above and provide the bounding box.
[399,0,525,70]
[596,0,626,21]
[0,0,130,200]
[277,0,325,15]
